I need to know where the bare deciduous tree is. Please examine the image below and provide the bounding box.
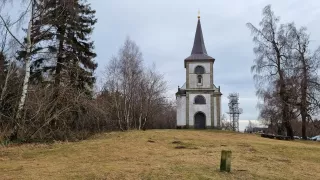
[102,37,169,131]
[250,5,320,139]
[221,114,233,131]
[247,5,296,137]
[287,25,320,139]
[0,0,37,140]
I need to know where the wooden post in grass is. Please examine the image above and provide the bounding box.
[220,150,232,172]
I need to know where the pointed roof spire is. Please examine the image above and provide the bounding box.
[191,13,207,55]
[184,13,214,64]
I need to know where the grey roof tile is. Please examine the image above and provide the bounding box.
[186,18,214,61]
[191,19,207,55]
[185,54,214,60]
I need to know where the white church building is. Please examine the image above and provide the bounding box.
[176,15,222,129]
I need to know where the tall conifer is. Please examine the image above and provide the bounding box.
[18,0,97,93]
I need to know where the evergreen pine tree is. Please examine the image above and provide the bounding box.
[63,1,97,92]
[17,0,97,94]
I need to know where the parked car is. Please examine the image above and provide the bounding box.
[293,136,301,139]
[310,135,320,141]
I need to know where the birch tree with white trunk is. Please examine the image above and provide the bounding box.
[0,0,36,139]
[103,37,167,130]
[15,0,35,121]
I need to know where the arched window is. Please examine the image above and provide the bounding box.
[197,75,202,84]
[194,66,205,74]
[194,95,206,104]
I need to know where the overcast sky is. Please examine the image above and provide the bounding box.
[90,1,320,130]
[90,0,320,131]
[6,1,319,131]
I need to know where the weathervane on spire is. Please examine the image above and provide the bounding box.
[198,9,200,19]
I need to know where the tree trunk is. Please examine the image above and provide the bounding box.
[0,63,11,103]
[301,107,307,139]
[13,0,35,139]
[114,93,123,131]
[138,113,142,130]
[142,116,147,131]
[300,57,308,140]
[54,26,65,89]
[278,68,293,138]
[0,63,11,123]
[48,26,66,127]
[280,82,293,138]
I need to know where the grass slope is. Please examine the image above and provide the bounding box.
[1,130,320,180]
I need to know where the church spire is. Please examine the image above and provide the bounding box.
[191,13,207,55]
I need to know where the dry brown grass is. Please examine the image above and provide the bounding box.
[1,130,320,180]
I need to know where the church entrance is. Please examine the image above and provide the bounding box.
[194,112,206,129]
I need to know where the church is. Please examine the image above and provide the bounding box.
[176,14,222,129]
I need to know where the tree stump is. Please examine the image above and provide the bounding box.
[220,150,232,172]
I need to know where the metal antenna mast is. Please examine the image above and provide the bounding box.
[226,93,243,132]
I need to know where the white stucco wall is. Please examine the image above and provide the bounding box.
[188,62,212,89]
[219,96,221,127]
[176,96,186,126]
[188,94,211,126]
[213,96,217,127]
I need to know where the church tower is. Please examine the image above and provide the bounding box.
[176,14,222,129]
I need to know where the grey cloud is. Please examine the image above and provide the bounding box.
[91,0,320,122]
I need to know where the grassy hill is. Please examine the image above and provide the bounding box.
[1,130,320,180]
